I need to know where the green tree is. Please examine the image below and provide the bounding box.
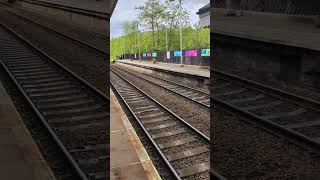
[136,0,165,51]
[162,0,190,50]
[110,0,209,61]
[122,20,139,54]
[191,22,201,48]
[110,27,210,61]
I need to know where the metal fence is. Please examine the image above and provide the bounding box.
[213,0,320,15]
[122,49,210,66]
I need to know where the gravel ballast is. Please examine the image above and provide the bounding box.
[112,64,210,137]
[212,105,320,179]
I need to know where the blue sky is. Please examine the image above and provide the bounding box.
[111,0,209,38]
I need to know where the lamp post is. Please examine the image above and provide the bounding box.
[165,25,168,51]
[164,8,169,58]
[178,0,183,66]
[122,37,125,59]
[137,24,141,61]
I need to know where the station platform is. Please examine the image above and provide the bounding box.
[213,13,320,51]
[115,59,210,78]
[110,89,161,180]
[0,81,55,180]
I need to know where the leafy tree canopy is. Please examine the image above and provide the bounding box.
[110,0,209,61]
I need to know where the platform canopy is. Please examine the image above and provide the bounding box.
[32,0,118,17]
[212,0,320,15]
[108,0,118,16]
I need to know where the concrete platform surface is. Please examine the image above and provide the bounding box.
[213,15,320,51]
[0,81,56,180]
[116,60,210,78]
[110,89,161,180]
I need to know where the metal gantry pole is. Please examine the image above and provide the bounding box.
[179,0,183,66]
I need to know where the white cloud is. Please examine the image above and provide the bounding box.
[111,0,209,38]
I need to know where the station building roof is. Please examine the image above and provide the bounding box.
[197,3,210,15]
[197,3,210,28]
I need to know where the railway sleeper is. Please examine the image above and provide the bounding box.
[167,147,209,162]
[158,137,197,149]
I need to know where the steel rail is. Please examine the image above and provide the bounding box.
[110,73,210,179]
[112,65,210,109]
[211,96,320,150]
[19,0,110,18]
[1,23,108,100]
[0,23,109,179]
[0,24,89,180]
[111,69,209,142]
[212,0,320,15]
[111,70,214,179]
[113,65,208,94]
[211,70,320,151]
[212,170,228,180]
[7,10,108,54]
[0,59,89,180]
[110,80,182,180]
[212,68,320,110]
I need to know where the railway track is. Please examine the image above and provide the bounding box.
[211,69,320,150]
[0,24,108,180]
[111,69,217,179]
[112,64,210,109]
[5,9,107,54]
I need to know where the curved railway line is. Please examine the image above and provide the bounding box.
[112,64,210,109]
[211,69,320,150]
[0,24,108,180]
[111,69,221,179]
